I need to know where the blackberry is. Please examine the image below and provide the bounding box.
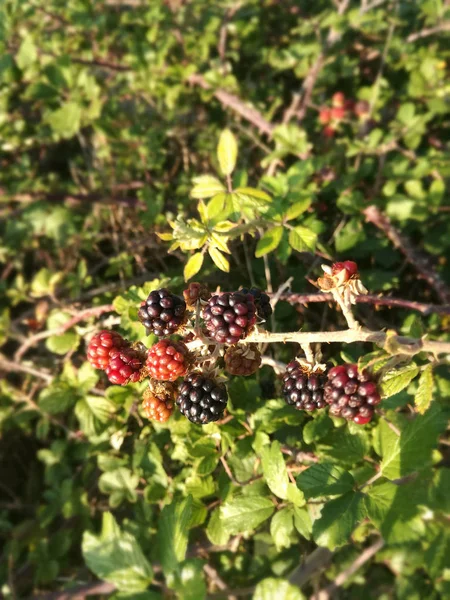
[138,288,186,336]
[87,330,126,370]
[183,282,211,308]
[106,346,144,385]
[239,287,272,321]
[224,344,261,376]
[282,360,327,411]
[146,339,191,382]
[324,364,381,424]
[142,386,174,423]
[176,372,228,424]
[202,292,256,344]
[331,260,358,282]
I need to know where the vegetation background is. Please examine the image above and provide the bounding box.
[0,0,449,598]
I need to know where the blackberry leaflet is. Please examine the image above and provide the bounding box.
[138,288,186,336]
[282,360,327,411]
[176,372,228,424]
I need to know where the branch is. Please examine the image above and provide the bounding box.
[0,355,52,383]
[15,304,114,362]
[315,538,385,599]
[407,22,450,43]
[30,581,116,600]
[187,74,274,136]
[275,292,450,316]
[364,206,450,304]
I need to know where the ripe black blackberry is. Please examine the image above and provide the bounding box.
[239,287,273,321]
[282,360,327,411]
[176,372,228,424]
[138,288,186,336]
[202,292,256,344]
[324,364,381,425]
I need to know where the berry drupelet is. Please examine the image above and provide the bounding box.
[202,292,256,344]
[176,372,228,424]
[106,346,144,385]
[87,330,127,370]
[138,288,186,336]
[324,364,381,424]
[146,339,191,382]
[239,287,273,321]
[224,344,261,376]
[282,360,327,411]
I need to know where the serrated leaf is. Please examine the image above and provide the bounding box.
[220,496,275,534]
[288,226,317,252]
[253,578,305,600]
[208,246,229,272]
[424,531,450,579]
[157,496,193,576]
[270,507,294,550]
[415,365,434,414]
[260,440,289,500]
[184,252,204,281]
[303,413,332,444]
[190,175,226,199]
[380,365,419,398]
[293,506,312,540]
[99,468,140,507]
[380,404,447,479]
[82,512,153,592]
[217,129,238,176]
[234,187,271,202]
[255,226,283,258]
[312,492,366,550]
[206,508,230,546]
[285,198,311,221]
[297,463,354,499]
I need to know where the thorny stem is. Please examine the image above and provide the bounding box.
[330,288,361,330]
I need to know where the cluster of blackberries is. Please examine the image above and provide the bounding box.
[87,284,272,425]
[282,360,381,425]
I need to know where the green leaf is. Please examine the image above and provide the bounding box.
[16,35,37,69]
[47,102,82,139]
[415,365,434,414]
[172,559,206,600]
[380,365,420,398]
[303,413,332,444]
[380,405,447,479]
[157,496,193,576]
[312,492,366,550]
[38,383,78,415]
[255,227,283,257]
[253,578,305,600]
[206,508,230,546]
[234,187,271,202]
[190,175,226,199]
[220,496,275,535]
[293,506,312,540]
[288,226,317,252]
[184,252,204,281]
[82,512,153,592]
[424,531,450,579]
[270,507,294,550]
[284,198,311,221]
[99,468,140,507]
[75,395,116,437]
[260,440,289,500]
[297,463,354,499]
[217,129,238,176]
[206,193,228,220]
[208,246,229,272]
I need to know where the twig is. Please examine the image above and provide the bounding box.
[407,22,450,43]
[363,206,450,304]
[260,355,286,374]
[275,292,450,316]
[0,355,52,383]
[30,581,116,600]
[360,0,387,14]
[289,546,334,587]
[15,305,114,362]
[314,538,385,599]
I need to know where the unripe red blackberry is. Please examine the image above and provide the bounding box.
[138,288,186,336]
[146,339,191,382]
[106,346,144,385]
[224,344,261,376]
[324,364,380,424]
[202,292,256,344]
[282,360,327,411]
[183,282,211,307]
[331,260,358,282]
[176,372,228,424]
[142,386,174,423]
[87,330,126,370]
[239,287,273,321]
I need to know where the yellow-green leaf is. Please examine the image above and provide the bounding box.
[184,252,204,281]
[255,226,283,258]
[415,365,434,414]
[288,226,317,252]
[235,187,271,202]
[208,246,229,272]
[217,129,238,176]
[156,232,173,241]
[191,175,226,199]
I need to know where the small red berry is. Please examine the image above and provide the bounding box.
[332,92,345,108]
[323,125,336,138]
[343,261,358,277]
[87,330,126,370]
[106,347,144,385]
[146,339,191,382]
[353,414,372,425]
[319,108,331,124]
[330,106,346,121]
[331,260,359,282]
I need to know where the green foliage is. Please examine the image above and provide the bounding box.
[1,0,449,598]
